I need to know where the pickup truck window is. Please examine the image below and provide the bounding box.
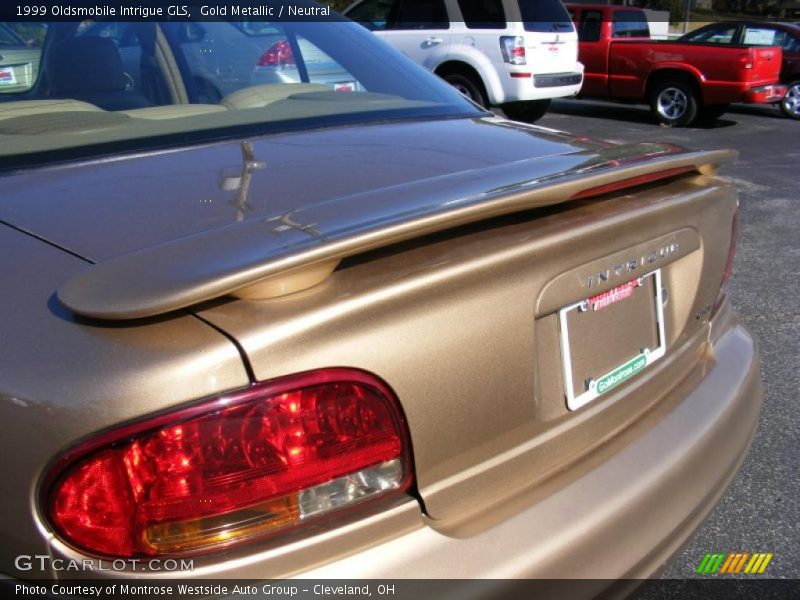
[611,11,650,39]
[578,10,603,42]
[456,0,506,29]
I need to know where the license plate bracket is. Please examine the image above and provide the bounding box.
[558,269,666,411]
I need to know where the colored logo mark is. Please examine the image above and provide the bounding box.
[696,552,773,574]
[595,353,648,395]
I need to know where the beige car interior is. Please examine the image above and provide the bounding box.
[0,23,333,132]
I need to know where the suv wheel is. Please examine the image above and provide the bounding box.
[780,81,800,120]
[442,72,487,107]
[501,99,551,122]
[650,81,698,127]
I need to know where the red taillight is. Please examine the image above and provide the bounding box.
[710,209,738,319]
[257,39,295,68]
[45,369,411,557]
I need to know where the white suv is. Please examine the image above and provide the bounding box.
[344,0,583,121]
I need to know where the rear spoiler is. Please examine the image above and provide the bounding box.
[58,145,736,320]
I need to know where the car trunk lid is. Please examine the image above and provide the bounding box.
[191,170,738,524]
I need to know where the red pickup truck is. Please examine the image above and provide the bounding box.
[567,5,787,125]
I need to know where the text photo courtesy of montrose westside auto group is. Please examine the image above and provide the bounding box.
[0,0,797,599]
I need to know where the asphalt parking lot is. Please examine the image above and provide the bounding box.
[524,99,800,579]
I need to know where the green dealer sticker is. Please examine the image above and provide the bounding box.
[596,353,648,395]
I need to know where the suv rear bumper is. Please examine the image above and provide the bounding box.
[534,72,584,89]
[499,68,583,103]
[301,306,762,581]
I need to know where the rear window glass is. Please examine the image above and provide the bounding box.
[612,11,650,38]
[519,0,574,33]
[0,18,481,165]
[456,0,506,29]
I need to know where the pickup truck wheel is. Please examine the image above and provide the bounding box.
[442,72,487,107]
[650,82,698,127]
[501,99,551,123]
[780,81,800,119]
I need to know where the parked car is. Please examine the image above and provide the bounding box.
[0,23,41,94]
[567,4,787,125]
[343,0,584,121]
[679,21,800,120]
[0,15,762,586]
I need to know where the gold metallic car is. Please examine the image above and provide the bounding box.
[0,13,761,590]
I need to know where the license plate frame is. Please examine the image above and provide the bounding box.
[558,269,666,411]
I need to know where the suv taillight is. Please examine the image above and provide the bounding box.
[500,36,526,65]
[44,369,412,557]
[257,39,295,67]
